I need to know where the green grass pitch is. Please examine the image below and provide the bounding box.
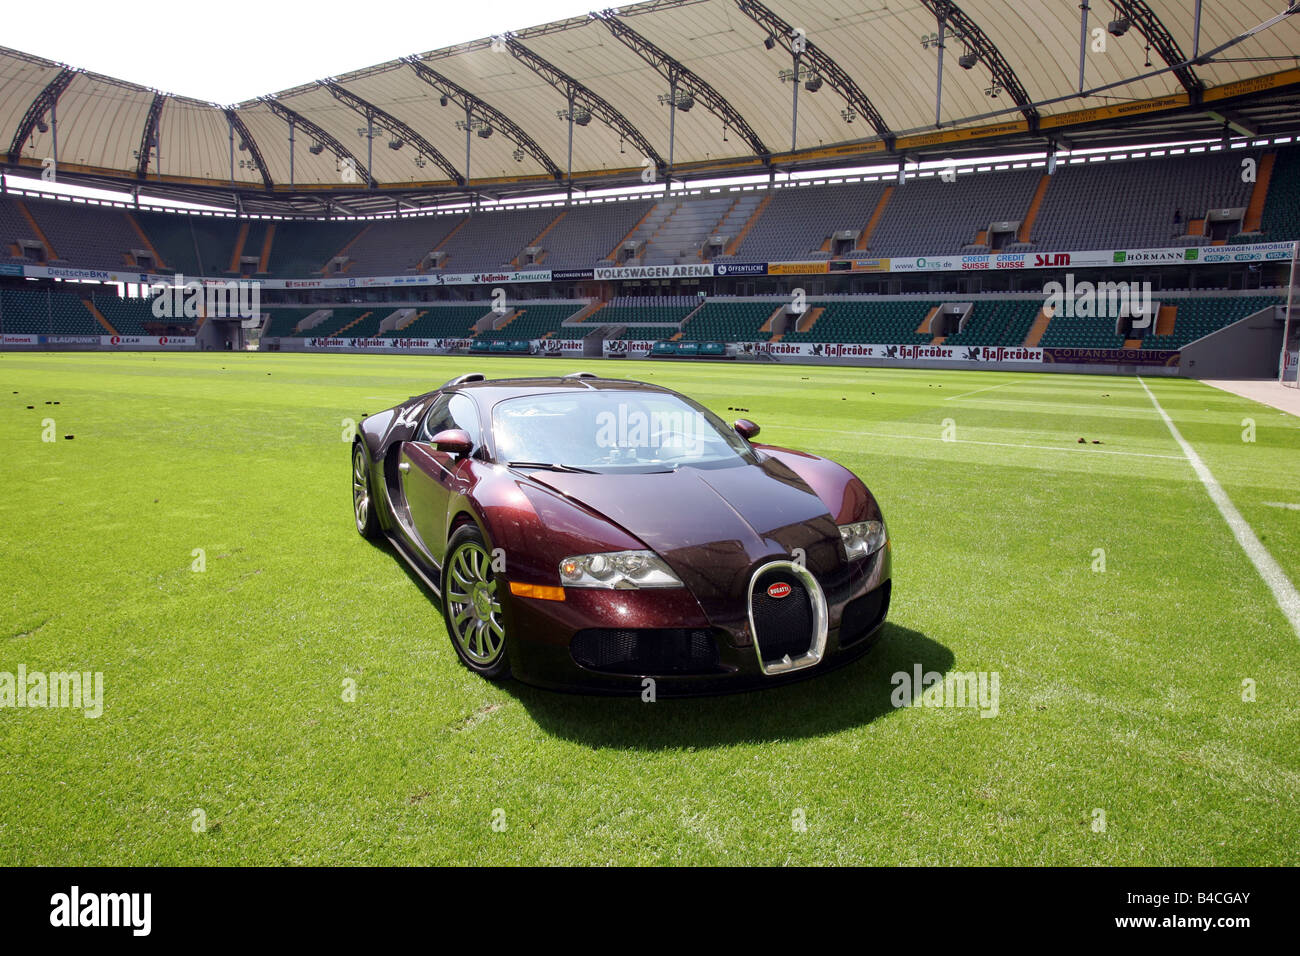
[2,350,1298,865]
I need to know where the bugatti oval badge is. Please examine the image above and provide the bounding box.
[767,582,792,599]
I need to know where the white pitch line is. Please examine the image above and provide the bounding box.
[944,381,1018,401]
[1139,377,1300,638]
[1264,502,1300,511]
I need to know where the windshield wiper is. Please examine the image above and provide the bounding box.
[506,461,596,474]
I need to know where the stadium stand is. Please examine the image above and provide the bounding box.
[678,301,777,341]
[329,215,466,276]
[944,300,1043,347]
[1141,295,1282,350]
[1037,314,1127,349]
[0,195,43,263]
[1028,151,1258,250]
[0,287,103,335]
[267,220,365,276]
[620,195,764,264]
[260,309,323,338]
[591,296,698,329]
[781,300,935,345]
[1243,144,1300,244]
[730,181,890,262]
[867,170,1041,256]
[529,200,654,269]
[474,303,584,342]
[22,198,144,269]
[5,145,1290,280]
[387,305,490,339]
[88,293,188,335]
[435,208,558,272]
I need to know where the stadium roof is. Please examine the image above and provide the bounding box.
[3,0,1299,214]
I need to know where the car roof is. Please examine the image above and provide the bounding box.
[444,375,673,400]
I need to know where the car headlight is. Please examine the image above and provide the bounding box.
[839,519,886,560]
[557,550,684,589]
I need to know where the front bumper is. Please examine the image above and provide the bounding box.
[501,545,891,695]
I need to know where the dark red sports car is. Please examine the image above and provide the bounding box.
[352,373,891,694]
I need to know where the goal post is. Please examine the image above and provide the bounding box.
[1282,240,1299,387]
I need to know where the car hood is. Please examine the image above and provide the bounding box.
[526,456,844,612]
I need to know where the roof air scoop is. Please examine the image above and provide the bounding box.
[443,372,486,388]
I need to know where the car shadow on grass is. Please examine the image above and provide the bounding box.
[503,624,952,750]
[365,538,951,748]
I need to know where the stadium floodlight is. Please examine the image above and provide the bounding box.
[574,108,592,127]
[308,142,325,155]
[439,95,449,107]
[414,155,426,168]
[476,125,494,139]
[512,148,525,162]
[763,33,776,50]
[1108,18,1131,37]
[803,74,823,93]
[657,90,694,112]
[841,108,857,123]
[35,119,49,134]
[238,140,249,152]
[958,51,979,70]
[388,138,404,150]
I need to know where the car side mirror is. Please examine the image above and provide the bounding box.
[734,419,760,440]
[431,428,473,457]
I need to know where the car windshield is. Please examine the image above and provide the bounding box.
[491,390,753,474]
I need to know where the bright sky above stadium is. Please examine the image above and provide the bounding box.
[4,0,595,104]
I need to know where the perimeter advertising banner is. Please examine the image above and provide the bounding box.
[101,335,195,348]
[603,340,658,356]
[594,264,714,280]
[297,337,472,351]
[1042,347,1180,367]
[744,342,1045,363]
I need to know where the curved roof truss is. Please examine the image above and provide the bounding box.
[504,37,666,171]
[8,66,76,164]
[401,56,564,180]
[318,80,463,185]
[921,0,1038,125]
[258,96,373,188]
[594,9,771,161]
[733,0,892,142]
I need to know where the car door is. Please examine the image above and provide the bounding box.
[397,393,481,567]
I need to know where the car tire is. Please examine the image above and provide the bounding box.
[441,524,511,681]
[352,442,382,540]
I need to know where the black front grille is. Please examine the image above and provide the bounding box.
[839,580,891,647]
[750,567,814,663]
[570,628,722,675]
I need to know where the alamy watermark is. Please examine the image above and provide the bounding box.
[1043,275,1153,324]
[1,665,103,718]
[150,274,260,321]
[595,403,709,457]
[891,665,1000,717]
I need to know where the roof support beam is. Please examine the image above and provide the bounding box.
[732,0,892,144]
[1110,0,1203,98]
[318,81,464,185]
[224,108,273,189]
[920,0,1038,127]
[260,97,374,188]
[504,38,666,172]
[1206,109,1258,138]
[8,67,77,164]
[594,11,771,161]
[136,93,166,179]
[401,57,564,180]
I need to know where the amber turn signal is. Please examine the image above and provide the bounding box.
[508,581,566,601]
